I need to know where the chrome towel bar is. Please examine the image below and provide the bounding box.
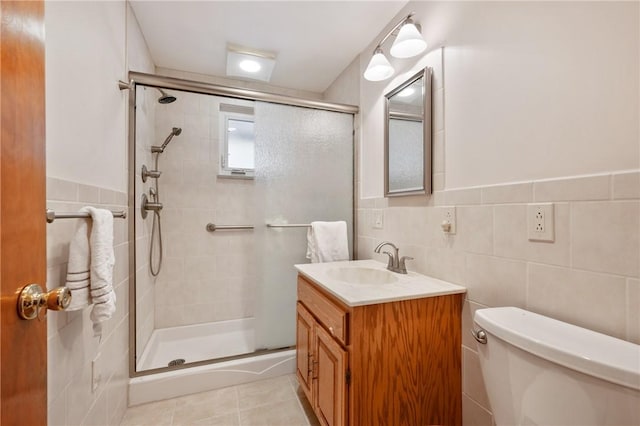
[266,223,311,228]
[46,208,126,223]
[206,223,254,232]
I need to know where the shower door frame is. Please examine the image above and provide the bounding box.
[126,71,359,378]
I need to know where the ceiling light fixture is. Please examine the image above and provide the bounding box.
[226,44,276,82]
[239,59,261,73]
[364,13,427,82]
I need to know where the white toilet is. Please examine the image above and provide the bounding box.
[473,307,640,426]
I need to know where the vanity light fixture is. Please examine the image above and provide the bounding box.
[364,13,427,82]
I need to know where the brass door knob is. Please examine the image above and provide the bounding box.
[17,284,71,320]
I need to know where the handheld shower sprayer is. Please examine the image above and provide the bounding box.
[151,127,182,153]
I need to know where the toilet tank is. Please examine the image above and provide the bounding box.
[473,307,640,426]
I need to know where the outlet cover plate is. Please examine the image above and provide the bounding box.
[527,203,554,242]
[442,206,456,234]
[373,210,384,229]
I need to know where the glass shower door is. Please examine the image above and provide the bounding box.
[253,102,353,350]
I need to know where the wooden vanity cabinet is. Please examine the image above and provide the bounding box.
[296,274,463,426]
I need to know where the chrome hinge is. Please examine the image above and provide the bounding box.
[345,369,351,385]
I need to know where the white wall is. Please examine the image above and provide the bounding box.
[325,2,640,424]
[45,1,154,424]
[359,1,639,197]
[46,1,128,193]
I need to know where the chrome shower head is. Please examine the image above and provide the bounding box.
[151,127,182,153]
[157,88,177,104]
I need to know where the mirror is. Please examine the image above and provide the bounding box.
[384,67,432,196]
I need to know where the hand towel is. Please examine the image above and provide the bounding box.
[306,221,349,263]
[84,207,116,337]
[65,217,92,311]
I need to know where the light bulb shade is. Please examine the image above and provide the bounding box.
[364,50,394,82]
[390,22,427,59]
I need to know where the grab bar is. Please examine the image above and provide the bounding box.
[206,223,254,232]
[46,208,126,223]
[266,223,311,228]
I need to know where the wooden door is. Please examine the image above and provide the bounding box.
[296,302,314,402]
[315,325,347,426]
[0,1,47,425]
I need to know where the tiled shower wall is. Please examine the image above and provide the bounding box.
[357,171,640,424]
[148,92,256,328]
[134,85,158,361]
[46,178,130,425]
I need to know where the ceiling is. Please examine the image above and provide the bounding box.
[130,1,408,93]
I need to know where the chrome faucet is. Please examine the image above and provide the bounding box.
[374,241,413,274]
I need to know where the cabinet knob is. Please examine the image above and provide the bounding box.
[329,326,335,335]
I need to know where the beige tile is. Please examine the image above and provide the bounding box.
[465,254,526,307]
[462,394,494,426]
[571,201,639,277]
[494,203,570,267]
[48,392,66,426]
[78,183,100,203]
[527,264,627,339]
[47,177,78,201]
[239,398,308,426]
[463,347,491,409]
[461,298,489,349]
[450,206,494,255]
[424,247,466,285]
[172,387,238,425]
[192,413,240,426]
[627,278,640,344]
[533,175,610,202]
[236,376,296,409]
[358,198,375,209]
[374,197,388,209]
[120,399,175,425]
[481,182,533,204]
[613,171,640,200]
[99,188,118,204]
[445,188,482,205]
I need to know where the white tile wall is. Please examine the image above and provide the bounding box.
[46,178,129,426]
[357,170,640,425]
[140,93,258,329]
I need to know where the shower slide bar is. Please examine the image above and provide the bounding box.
[205,223,254,232]
[46,208,127,223]
[266,223,311,228]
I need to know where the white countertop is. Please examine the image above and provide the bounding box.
[294,259,466,307]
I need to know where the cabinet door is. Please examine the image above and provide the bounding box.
[315,325,348,426]
[296,303,314,402]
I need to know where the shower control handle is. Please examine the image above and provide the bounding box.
[141,193,163,219]
[141,165,162,182]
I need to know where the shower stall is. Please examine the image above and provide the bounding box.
[127,73,356,403]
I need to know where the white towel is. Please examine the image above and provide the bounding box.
[65,216,91,311]
[64,207,116,337]
[85,207,116,337]
[306,221,349,263]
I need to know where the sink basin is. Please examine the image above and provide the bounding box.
[326,267,399,285]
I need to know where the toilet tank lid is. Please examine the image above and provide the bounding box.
[474,307,640,391]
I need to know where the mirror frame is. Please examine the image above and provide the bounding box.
[384,67,433,197]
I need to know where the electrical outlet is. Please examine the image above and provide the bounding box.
[527,203,554,242]
[373,210,384,229]
[442,207,456,234]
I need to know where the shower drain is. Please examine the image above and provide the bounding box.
[168,358,186,367]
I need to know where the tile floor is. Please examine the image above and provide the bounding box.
[120,375,321,426]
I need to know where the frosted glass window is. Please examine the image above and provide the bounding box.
[220,112,255,177]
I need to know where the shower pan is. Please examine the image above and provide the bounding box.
[128,74,357,402]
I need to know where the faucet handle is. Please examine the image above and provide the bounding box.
[398,256,414,274]
[382,251,395,269]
